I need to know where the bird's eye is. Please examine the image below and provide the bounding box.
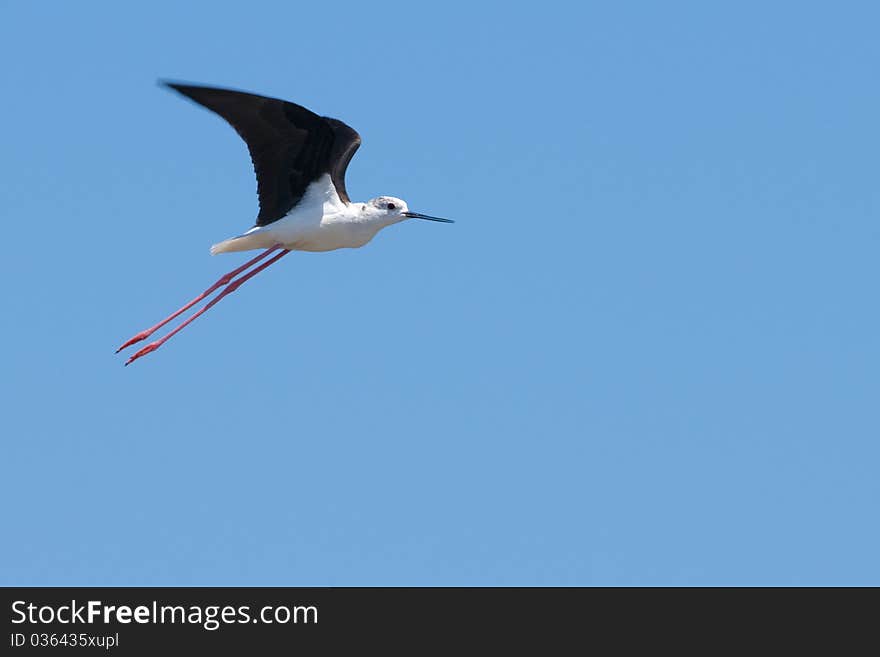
[387,203,396,210]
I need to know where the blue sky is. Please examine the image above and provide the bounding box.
[1,1,878,585]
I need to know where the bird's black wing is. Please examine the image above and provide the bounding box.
[162,82,362,226]
[322,117,361,207]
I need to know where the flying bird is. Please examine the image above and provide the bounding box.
[117,82,452,365]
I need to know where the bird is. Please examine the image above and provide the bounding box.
[116,81,453,365]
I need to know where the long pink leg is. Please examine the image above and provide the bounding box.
[116,246,282,353]
[124,249,290,366]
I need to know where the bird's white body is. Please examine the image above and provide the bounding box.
[211,174,406,254]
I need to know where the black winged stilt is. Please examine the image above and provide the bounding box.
[117,82,452,365]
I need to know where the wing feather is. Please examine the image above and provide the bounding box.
[163,82,362,225]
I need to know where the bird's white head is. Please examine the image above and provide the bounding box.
[363,196,454,226]
[367,196,408,221]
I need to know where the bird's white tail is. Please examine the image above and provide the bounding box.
[210,229,273,255]
[210,237,245,254]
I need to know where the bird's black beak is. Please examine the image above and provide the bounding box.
[403,211,454,223]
